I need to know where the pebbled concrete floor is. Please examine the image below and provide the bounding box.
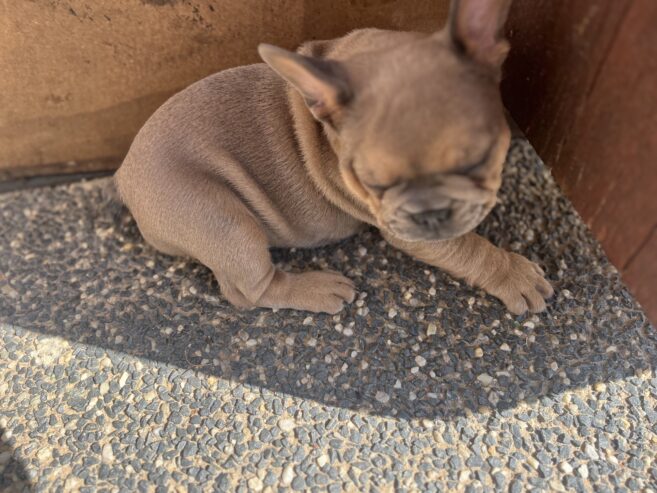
[0,139,656,492]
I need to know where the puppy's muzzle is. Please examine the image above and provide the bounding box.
[380,175,497,241]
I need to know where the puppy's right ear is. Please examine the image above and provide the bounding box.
[448,0,512,68]
[258,43,351,121]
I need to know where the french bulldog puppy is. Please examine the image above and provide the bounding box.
[115,0,553,315]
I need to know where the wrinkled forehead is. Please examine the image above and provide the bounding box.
[361,39,498,97]
[355,58,502,130]
[353,92,501,166]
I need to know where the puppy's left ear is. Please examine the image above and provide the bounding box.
[448,0,512,68]
[258,43,351,121]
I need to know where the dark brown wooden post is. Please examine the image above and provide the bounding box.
[503,0,657,322]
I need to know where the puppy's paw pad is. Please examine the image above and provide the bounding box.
[487,253,553,315]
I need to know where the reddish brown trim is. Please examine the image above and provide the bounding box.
[503,0,657,323]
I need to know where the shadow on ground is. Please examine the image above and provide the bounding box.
[0,140,655,421]
[0,426,33,492]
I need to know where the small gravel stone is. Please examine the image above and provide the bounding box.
[585,443,599,460]
[493,471,506,489]
[375,391,390,404]
[593,382,606,392]
[278,418,296,432]
[281,465,295,486]
[477,374,494,386]
[101,443,114,463]
[247,477,263,491]
[291,475,306,491]
[118,373,129,388]
[510,479,522,493]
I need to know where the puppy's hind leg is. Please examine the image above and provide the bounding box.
[209,213,356,314]
[159,181,356,314]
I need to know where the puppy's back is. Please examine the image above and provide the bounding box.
[115,63,294,203]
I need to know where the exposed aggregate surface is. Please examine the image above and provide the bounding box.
[1,139,656,492]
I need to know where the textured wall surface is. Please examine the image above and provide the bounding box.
[0,0,446,173]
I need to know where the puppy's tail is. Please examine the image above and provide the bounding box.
[98,176,128,224]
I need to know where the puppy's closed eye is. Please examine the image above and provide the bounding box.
[454,141,492,173]
[364,182,387,192]
[363,180,401,196]
[458,160,487,176]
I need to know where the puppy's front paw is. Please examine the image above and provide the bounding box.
[287,270,356,314]
[483,252,554,315]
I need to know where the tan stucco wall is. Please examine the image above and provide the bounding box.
[0,0,448,174]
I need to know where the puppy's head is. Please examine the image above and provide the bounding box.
[260,0,512,242]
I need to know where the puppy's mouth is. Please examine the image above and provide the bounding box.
[379,178,497,241]
[383,199,493,241]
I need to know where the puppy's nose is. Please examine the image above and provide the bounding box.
[410,208,452,229]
